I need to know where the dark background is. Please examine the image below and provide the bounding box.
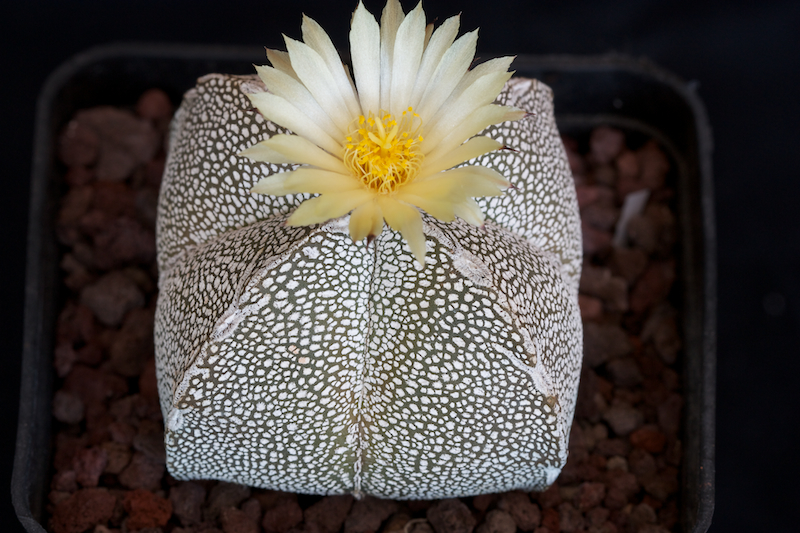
[2,1,798,531]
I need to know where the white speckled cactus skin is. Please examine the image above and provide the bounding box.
[154,74,582,498]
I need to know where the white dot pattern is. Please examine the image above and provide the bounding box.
[155,74,583,498]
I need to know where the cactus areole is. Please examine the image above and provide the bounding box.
[155,0,583,499]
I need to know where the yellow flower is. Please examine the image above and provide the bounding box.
[240,0,524,264]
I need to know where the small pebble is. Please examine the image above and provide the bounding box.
[170,481,207,526]
[496,491,541,531]
[80,271,145,327]
[123,489,173,530]
[51,488,116,533]
[261,494,302,533]
[475,510,516,533]
[53,389,85,424]
[344,496,398,533]
[426,499,476,533]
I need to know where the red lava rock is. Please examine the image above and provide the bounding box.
[344,496,399,533]
[407,520,436,533]
[590,127,625,165]
[118,452,165,490]
[471,493,496,513]
[123,488,173,530]
[535,483,562,509]
[221,506,260,533]
[64,165,94,186]
[475,510,516,533]
[132,421,166,463]
[61,253,95,292]
[586,506,610,528]
[170,481,207,526]
[261,494,302,533]
[73,446,108,487]
[496,491,541,531]
[595,437,631,458]
[580,264,628,312]
[582,322,632,368]
[53,389,85,424]
[605,358,644,387]
[575,482,606,511]
[630,425,667,453]
[582,197,619,232]
[59,118,100,168]
[642,467,679,501]
[80,271,146,326]
[581,221,612,256]
[540,507,559,532]
[137,88,174,123]
[305,495,355,533]
[109,307,155,377]
[92,217,156,270]
[657,393,683,435]
[575,184,601,209]
[608,246,648,286]
[578,294,603,321]
[630,261,675,314]
[101,441,132,475]
[637,141,670,190]
[51,487,116,533]
[592,164,617,187]
[64,365,128,406]
[603,402,644,436]
[52,470,79,492]
[556,502,583,532]
[205,482,253,523]
[71,106,160,182]
[59,185,95,227]
[628,448,658,479]
[426,499,476,533]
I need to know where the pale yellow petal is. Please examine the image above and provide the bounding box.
[418,136,503,177]
[410,165,509,197]
[416,29,478,120]
[284,36,353,132]
[348,199,385,242]
[255,65,343,139]
[256,134,350,174]
[409,15,460,109]
[425,104,525,160]
[253,167,363,195]
[301,14,362,118]
[447,56,515,108]
[379,0,405,109]
[251,172,295,196]
[454,198,485,226]
[350,1,381,114]
[287,189,375,226]
[377,196,426,264]
[423,22,434,48]
[266,49,298,79]
[394,191,456,221]
[423,70,514,151]
[238,141,296,165]
[247,92,342,155]
[388,1,426,114]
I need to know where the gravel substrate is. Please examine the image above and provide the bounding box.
[47,88,682,533]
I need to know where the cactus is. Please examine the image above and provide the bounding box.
[155,1,582,499]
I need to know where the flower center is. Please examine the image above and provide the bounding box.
[343,107,424,193]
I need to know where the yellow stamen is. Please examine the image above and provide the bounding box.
[343,107,424,194]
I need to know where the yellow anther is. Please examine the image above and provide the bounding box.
[342,107,424,194]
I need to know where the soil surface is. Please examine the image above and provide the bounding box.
[47,89,682,533]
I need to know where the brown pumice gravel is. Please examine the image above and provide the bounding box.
[48,88,682,533]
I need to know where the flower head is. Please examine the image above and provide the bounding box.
[240,0,524,264]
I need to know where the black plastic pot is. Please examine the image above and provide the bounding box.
[12,44,715,532]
